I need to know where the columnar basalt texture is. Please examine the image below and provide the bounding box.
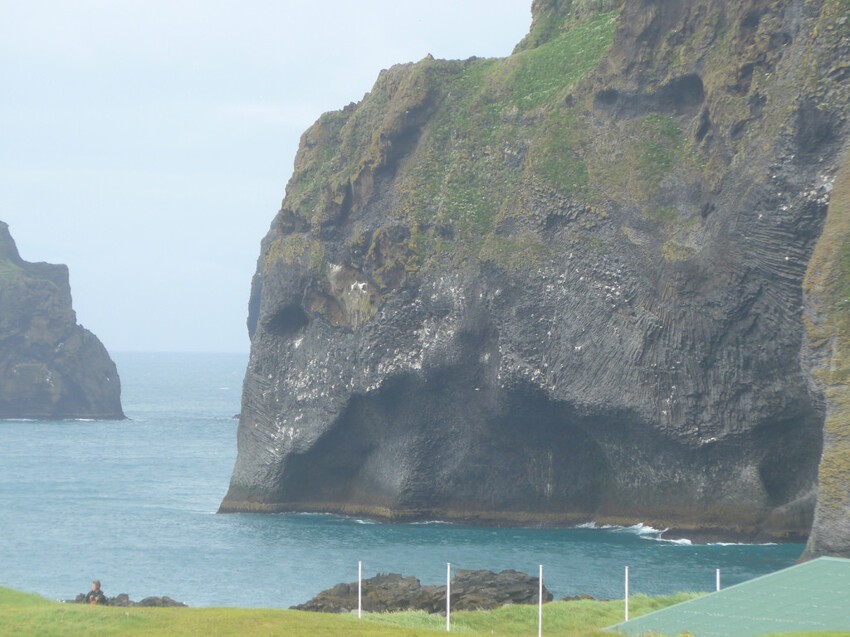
[0,222,123,419]
[223,0,850,548]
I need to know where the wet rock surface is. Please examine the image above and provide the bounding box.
[294,570,552,613]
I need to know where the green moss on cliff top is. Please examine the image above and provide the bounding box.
[504,8,621,108]
[586,113,697,206]
[277,9,621,273]
[514,0,623,53]
[0,261,23,281]
[395,10,619,250]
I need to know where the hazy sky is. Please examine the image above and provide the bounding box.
[0,1,532,353]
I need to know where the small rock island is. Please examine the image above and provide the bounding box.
[0,221,123,419]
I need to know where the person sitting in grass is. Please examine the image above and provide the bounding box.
[84,580,108,605]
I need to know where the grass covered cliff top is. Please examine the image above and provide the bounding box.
[275,4,629,274]
[0,586,718,637]
[270,0,808,280]
[1,586,845,637]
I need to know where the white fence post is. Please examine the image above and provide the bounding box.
[624,565,630,622]
[716,568,721,592]
[538,564,543,637]
[446,562,451,632]
[358,560,362,618]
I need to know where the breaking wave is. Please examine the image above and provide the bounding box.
[575,521,666,535]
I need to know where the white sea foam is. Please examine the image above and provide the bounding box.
[574,521,670,535]
[576,521,779,546]
[574,521,618,530]
[708,542,778,546]
[584,522,694,544]
[643,536,693,545]
[618,523,667,535]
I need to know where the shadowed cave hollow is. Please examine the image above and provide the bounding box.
[276,370,612,516]
[269,359,821,531]
[593,74,705,117]
[265,304,309,338]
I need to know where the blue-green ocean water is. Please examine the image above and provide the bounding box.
[0,352,803,608]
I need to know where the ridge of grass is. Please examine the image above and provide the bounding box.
[0,587,698,637]
[369,593,697,635]
[2,586,844,637]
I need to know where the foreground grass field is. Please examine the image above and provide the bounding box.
[0,587,846,637]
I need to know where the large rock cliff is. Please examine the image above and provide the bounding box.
[0,222,123,419]
[222,0,850,549]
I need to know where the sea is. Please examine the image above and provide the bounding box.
[0,352,803,608]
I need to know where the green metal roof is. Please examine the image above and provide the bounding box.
[609,556,850,637]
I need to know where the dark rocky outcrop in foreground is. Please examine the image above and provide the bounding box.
[69,593,186,607]
[294,570,551,613]
[222,0,850,554]
[0,221,123,419]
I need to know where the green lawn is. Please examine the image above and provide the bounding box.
[0,587,844,637]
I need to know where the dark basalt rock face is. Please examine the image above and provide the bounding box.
[222,0,850,548]
[0,222,123,419]
[294,570,551,613]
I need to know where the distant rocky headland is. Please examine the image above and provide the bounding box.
[221,0,850,559]
[0,221,123,419]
